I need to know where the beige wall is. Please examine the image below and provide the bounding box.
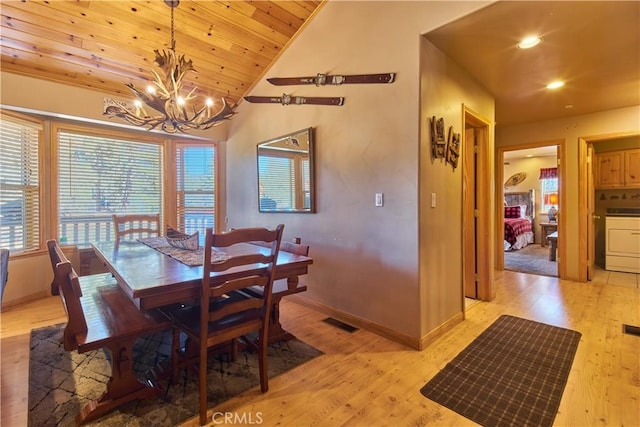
[419,39,495,334]
[496,105,640,280]
[0,72,228,142]
[225,1,492,344]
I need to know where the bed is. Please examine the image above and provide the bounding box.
[504,191,535,251]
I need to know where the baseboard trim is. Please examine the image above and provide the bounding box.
[288,294,422,350]
[1,290,49,312]
[418,312,464,350]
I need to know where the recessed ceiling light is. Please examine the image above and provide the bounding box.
[565,104,574,109]
[546,81,565,90]
[526,154,534,158]
[517,36,542,49]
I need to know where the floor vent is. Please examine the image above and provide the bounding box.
[623,324,640,336]
[323,317,359,333]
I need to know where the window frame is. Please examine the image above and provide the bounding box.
[0,111,45,255]
[173,141,219,236]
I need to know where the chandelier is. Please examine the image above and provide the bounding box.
[104,0,235,133]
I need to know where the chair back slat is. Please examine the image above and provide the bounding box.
[211,253,273,272]
[47,239,88,351]
[210,275,267,297]
[112,213,160,242]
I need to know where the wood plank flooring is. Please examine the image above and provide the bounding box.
[2,270,639,426]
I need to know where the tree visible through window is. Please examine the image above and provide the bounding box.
[57,130,163,245]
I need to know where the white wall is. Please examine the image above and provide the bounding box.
[497,105,640,280]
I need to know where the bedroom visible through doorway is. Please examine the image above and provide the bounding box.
[501,145,559,277]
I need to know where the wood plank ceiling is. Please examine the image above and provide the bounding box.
[0,0,324,107]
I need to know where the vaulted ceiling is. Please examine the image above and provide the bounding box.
[0,1,324,108]
[1,1,638,127]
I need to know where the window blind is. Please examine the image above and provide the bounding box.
[57,130,163,245]
[258,154,295,210]
[175,145,216,235]
[0,116,42,252]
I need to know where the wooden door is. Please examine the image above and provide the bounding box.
[587,144,595,280]
[462,127,477,299]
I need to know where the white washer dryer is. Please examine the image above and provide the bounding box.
[605,208,640,274]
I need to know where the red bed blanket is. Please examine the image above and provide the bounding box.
[504,218,532,246]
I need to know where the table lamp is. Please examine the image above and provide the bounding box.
[546,193,558,222]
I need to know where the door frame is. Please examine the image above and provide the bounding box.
[462,105,493,302]
[578,131,640,281]
[496,139,565,279]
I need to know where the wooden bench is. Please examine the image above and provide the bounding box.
[47,240,171,425]
[246,238,310,343]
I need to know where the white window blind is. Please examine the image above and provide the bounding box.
[0,116,42,252]
[175,145,216,235]
[57,130,163,245]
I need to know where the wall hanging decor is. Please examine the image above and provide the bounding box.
[267,73,395,86]
[244,94,344,106]
[446,126,460,169]
[429,116,446,159]
[504,172,527,188]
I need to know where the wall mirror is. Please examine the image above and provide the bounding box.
[257,127,315,213]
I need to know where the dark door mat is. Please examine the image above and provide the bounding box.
[323,317,359,333]
[623,324,640,336]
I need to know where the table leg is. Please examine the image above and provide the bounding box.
[76,339,163,425]
[549,240,557,261]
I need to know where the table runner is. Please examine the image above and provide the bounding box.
[138,237,230,266]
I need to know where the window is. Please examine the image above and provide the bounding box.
[57,129,163,245]
[175,145,216,236]
[0,115,42,252]
[539,167,558,212]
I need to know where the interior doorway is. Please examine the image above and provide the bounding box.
[578,132,640,281]
[462,106,492,305]
[497,140,564,278]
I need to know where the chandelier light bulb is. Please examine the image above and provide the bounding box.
[134,99,143,108]
[146,85,156,94]
[206,98,214,107]
[177,96,186,106]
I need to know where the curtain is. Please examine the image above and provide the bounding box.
[539,167,558,179]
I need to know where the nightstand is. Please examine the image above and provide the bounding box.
[540,222,558,247]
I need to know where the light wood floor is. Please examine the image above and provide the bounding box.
[2,270,639,426]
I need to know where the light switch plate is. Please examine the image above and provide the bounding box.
[375,193,384,207]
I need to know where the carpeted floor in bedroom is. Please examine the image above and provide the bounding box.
[504,243,558,277]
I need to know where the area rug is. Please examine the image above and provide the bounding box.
[420,315,581,427]
[28,324,322,426]
[505,244,558,277]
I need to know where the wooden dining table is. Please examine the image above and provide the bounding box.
[91,239,313,311]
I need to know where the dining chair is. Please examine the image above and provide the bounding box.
[112,213,160,241]
[168,224,284,426]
